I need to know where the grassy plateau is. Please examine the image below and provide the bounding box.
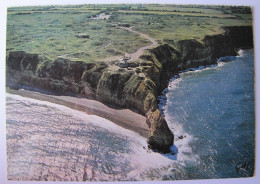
[7,4,252,62]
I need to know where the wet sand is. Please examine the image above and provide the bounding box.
[6,88,149,137]
[6,93,157,181]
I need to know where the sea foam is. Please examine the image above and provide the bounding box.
[157,58,237,175]
[6,93,175,181]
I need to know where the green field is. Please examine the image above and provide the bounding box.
[6,4,252,62]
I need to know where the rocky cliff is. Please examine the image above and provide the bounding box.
[6,26,254,153]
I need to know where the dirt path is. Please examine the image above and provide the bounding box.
[119,26,158,61]
[103,26,158,64]
[57,26,157,63]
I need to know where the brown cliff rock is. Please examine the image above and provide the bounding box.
[6,26,254,153]
[146,109,174,153]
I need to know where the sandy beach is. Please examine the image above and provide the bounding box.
[6,92,170,181]
[6,88,149,137]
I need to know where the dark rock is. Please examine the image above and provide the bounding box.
[119,60,128,68]
[44,58,95,82]
[224,26,253,48]
[178,135,184,139]
[128,61,139,67]
[6,51,44,74]
[218,56,236,62]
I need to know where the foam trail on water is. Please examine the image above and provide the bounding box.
[6,93,175,181]
[156,50,254,180]
[156,59,238,179]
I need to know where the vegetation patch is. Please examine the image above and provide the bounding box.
[7,4,252,63]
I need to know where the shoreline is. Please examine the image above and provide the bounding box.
[158,60,228,115]
[6,88,149,138]
[5,25,254,152]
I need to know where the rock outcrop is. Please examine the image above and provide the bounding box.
[146,109,174,153]
[6,26,254,153]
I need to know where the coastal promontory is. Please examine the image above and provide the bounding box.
[6,4,253,153]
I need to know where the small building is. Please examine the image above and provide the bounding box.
[119,53,131,68]
[118,54,139,68]
[124,53,131,60]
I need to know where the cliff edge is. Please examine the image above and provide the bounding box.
[6,26,254,153]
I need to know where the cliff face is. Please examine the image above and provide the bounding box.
[6,26,254,153]
[152,26,254,94]
[6,52,104,97]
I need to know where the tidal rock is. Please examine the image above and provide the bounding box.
[146,109,174,153]
[178,135,184,139]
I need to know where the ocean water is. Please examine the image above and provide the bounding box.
[6,94,172,181]
[6,49,255,181]
[160,49,255,179]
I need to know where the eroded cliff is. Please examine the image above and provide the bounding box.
[6,26,254,153]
